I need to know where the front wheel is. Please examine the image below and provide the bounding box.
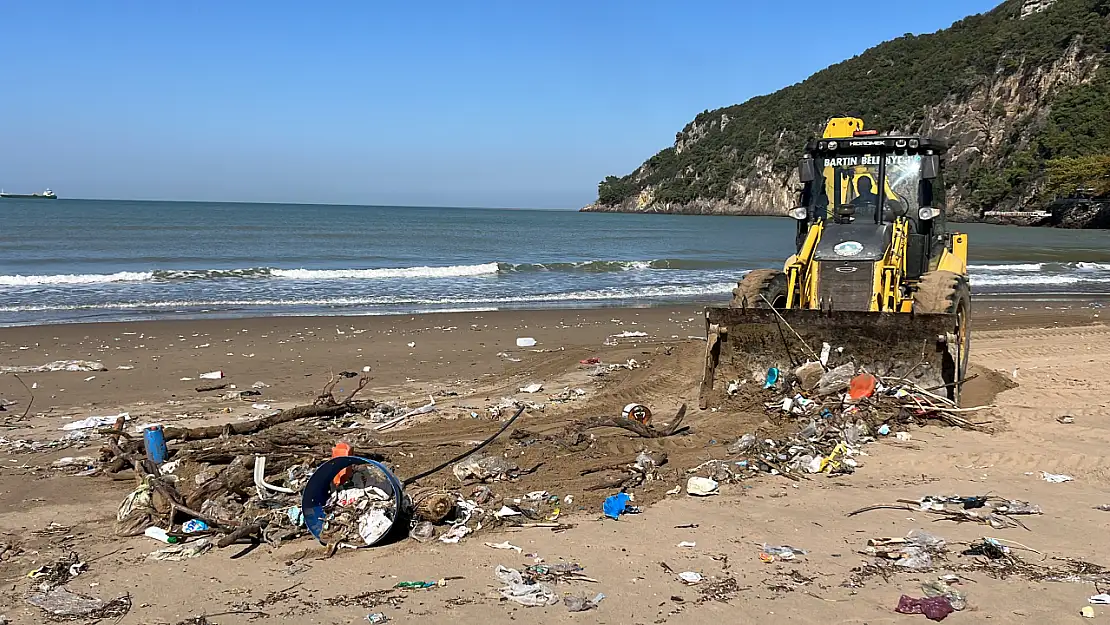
[731,269,789,309]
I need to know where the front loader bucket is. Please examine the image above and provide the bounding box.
[698,308,957,409]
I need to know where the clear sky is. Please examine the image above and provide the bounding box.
[1,0,1003,208]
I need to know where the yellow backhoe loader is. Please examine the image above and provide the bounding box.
[699,118,971,407]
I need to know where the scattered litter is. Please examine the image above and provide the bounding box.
[896,431,913,441]
[439,525,471,544]
[678,541,696,548]
[763,367,779,389]
[496,565,558,607]
[519,383,544,394]
[367,613,389,624]
[621,403,652,425]
[182,519,209,533]
[147,538,213,561]
[686,476,719,496]
[26,587,129,619]
[251,381,270,389]
[1057,415,1075,424]
[1091,594,1110,605]
[116,365,134,370]
[494,506,522,518]
[762,544,806,560]
[895,594,954,621]
[1082,606,1096,618]
[564,593,605,612]
[678,571,703,584]
[251,403,272,410]
[516,337,537,347]
[603,493,639,519]
[817,363,856,395]
[878,424,891,435]
[485,541,523,553]
[83,375,96,382]
[199,371,223,380]
[610,331,648,338]
[1,360,106,373]
[407,342,416,348]
[453,455,519,482]
[1041,471,1074,483]
[61,412,129,431]
[1095,505,1110,512]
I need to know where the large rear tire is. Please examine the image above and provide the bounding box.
[913,270,971,403]
[731,269,789,309]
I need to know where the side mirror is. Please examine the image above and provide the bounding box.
[922,155,939,180]
[799,158,816,183]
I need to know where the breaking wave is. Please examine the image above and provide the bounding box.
[0,282,735,313]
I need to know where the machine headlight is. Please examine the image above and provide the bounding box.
[919,206,940,220]
[789,206,808,220]
[827,141,838,150]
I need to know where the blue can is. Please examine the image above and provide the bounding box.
[143,424,168,465]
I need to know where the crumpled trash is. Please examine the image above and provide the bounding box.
[26,587,124,618]
[793,361,824,390]
[678,571,703,584]
[1041,471,1073,483]
[495,565,558,607]
[603,493,635,520]
[61,413,129,431]
[564,593,606,612]
[817,363,856,396]
[895,594,954,621]
[115,475,172,537]
[1090,594,1110,605]
[485,541,523,553]
[147,538,212,561]
[439,524,471,544]
[358,509,394,545]
[410,521,436,542]
[519,383,543,394]
[686,476,719,496]
[762,544,806,560]
[922,579,967,611]
[452,455,518,482]
[726,433,757,455]
[1,360,106,373]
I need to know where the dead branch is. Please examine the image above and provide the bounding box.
[162,400,377,442]
[195,383,229,392]
[13,374,33,419]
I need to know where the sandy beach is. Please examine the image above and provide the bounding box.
[1,299,1108,624]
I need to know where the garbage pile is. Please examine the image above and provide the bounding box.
[701,359,991,483]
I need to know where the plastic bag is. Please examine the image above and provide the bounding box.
[895,595,954,621]
[817,363,856,396]
[495,565,558,607]
[452,455,518,482]
[895,547,933,570]
[906,529,947,550]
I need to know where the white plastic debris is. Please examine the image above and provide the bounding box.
[679,571,703,584]
[1,360,106,374]
[516,337,537,347]
[519,383,543,394]
[496,565,558,607]
[610,331,648,338]
[199,371,223,380]
[678,541,697,548]
[61,412,129,431]
[1041,471,1074,483]
[819,342,831,366]
[485,541,523,553]
[494,506,522,518]
[439,524,471,544]
[686,476,719,496]
[358,509,394,545]
[407,342,416,348]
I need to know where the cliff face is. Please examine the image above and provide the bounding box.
[585,0,1110,221]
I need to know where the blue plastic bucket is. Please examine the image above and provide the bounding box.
[143,425,168,464]
[301,456,405,546]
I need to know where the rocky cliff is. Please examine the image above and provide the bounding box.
[585,0,1110,221]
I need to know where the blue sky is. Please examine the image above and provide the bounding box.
[1,0,1002,208]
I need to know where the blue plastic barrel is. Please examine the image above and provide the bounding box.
[143,425,168,464]
[301,456,405,546]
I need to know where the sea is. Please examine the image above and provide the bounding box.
[2,199,1110,327]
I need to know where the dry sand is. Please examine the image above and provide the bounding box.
[0,300,1108,624]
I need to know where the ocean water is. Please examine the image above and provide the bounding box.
[2,199,1110,326]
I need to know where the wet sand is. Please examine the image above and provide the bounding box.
[0,300,1108,624]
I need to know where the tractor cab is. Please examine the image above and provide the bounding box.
[792,132,950,280]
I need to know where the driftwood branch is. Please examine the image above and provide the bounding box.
[195,383,229,392]
[579,403,688,439]
[162,400,377,442]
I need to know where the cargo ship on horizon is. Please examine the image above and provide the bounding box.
[0,188,57,200]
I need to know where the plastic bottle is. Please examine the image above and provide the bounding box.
[144,526,179,544]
